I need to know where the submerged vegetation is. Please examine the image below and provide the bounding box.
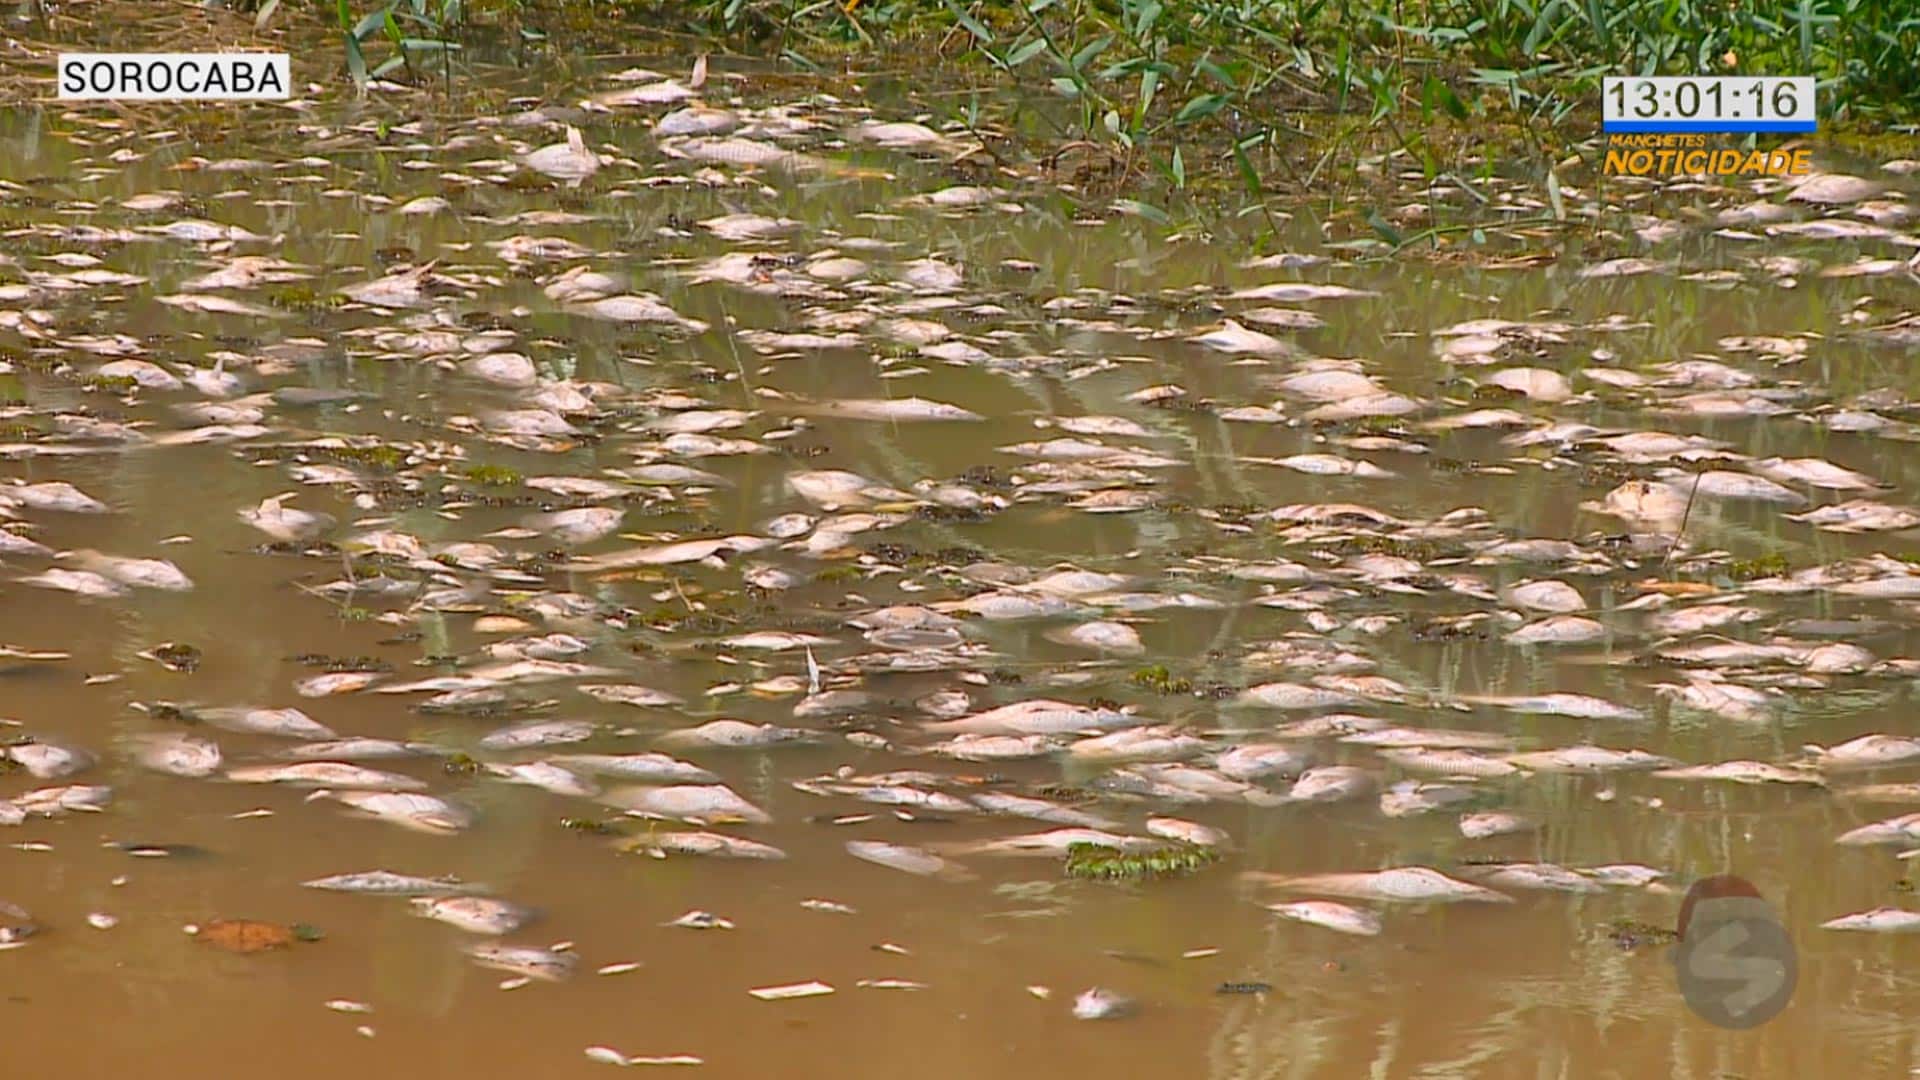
[1064,842,1220,881]
[303,0,1918,207]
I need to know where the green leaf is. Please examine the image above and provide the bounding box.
[1050,76,1080,97]
[383,9,404,46]
[254,0,280,31]
[343,33,368,88]
[1365,209,1404,246]
[373,54,407,77]
[1174,93,1227,123]
[1131,0,1160,39]
[335,0,351,31]
[400,37,461,51]
[944,0,995,45]
[1070,35,1113,73]
[352,8,387,42]
[1113,198,1170,225]
[1170,145,1185,189]
[1137,67,1159,123]
[1231,138,1262,197]
[1009,38,1049,66]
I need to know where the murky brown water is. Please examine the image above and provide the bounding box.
[5,7,1920,1077]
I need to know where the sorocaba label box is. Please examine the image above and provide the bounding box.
[58,53,291,101]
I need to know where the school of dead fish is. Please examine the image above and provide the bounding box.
[2,46,1920,1063]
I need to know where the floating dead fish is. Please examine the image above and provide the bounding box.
[551,753,717,783]
[602,784,771,824]
[411,896,536,935]
[327,791,475,834]
[1266,900,1383,936]
[1651,761,1825,787]
[626,831,787,860]
[1820,907,1920,933]
[748,980,835,1001]
[1071,987,1135,1020]
[6,742,95,780]
[479,719,597,750]
[844,840,972,879]
[228,762,425,791]
[302,871,486,896]
[465,942,577,981]
[131,733,224,778]
[1245,867,1513,904]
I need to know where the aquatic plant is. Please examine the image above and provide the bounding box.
[1064,842,1219,881]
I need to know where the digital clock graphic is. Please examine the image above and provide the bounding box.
[1602,76,1817,133]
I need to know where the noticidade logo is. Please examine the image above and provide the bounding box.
[1605,134,1812,178]
[1671,874,1798,1029]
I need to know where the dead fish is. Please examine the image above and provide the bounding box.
[327,791,475,834]
[521,125,601,183]
[944,828,1162,857]
[1459,862,1603,894]
[1045,621,1145,656]
[1146,817,1228,847]
[227,762,426,791]
[130,733,223,778]
[1506,615,1607,646]
[66,550,193,591]
[601,784,771,824]
[1067,726,1205,764]
[1834,812,1920,847]
[411,896,535,935]
[1458,693,1646,722]
[549,753,717,783]
[922,700,1135,737]
[969,792,1117,829]
[1244,867,1513,904]
[9,481,109,513]
[1752,457,1887,491]
[6,743,96,780]
[16,784,112,816]
[479,719,596,750]
[294,672,382,698]
[1820,907,1920,933]
[1214,744,1312,781]
[17,569,128,598]
[1379,781,1481,818]
[465,942,577,982]
[663,910,734,930]
[1504,746,1677,773]
[1650,761,1825,787]
[528,507,624,545]
[1233,683,1360,710]
[1266,900,1383,937]
[1806,735,1920,771]
[278,739,441,761]
[1285,766,1378,804]
[629,831,787,860]
[657,719,813,749]
[1071,987,1135,1020]
[196,706,336,740]
[1504,580,1586,613]
[845,840,972,879]
[1459,811,1536,839]
[238,494,334,541]
[1378,748,1520,780]
[485,762,599,798]
[302,871,485,896]
[807,397,983,423]
[577,684,684,709]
